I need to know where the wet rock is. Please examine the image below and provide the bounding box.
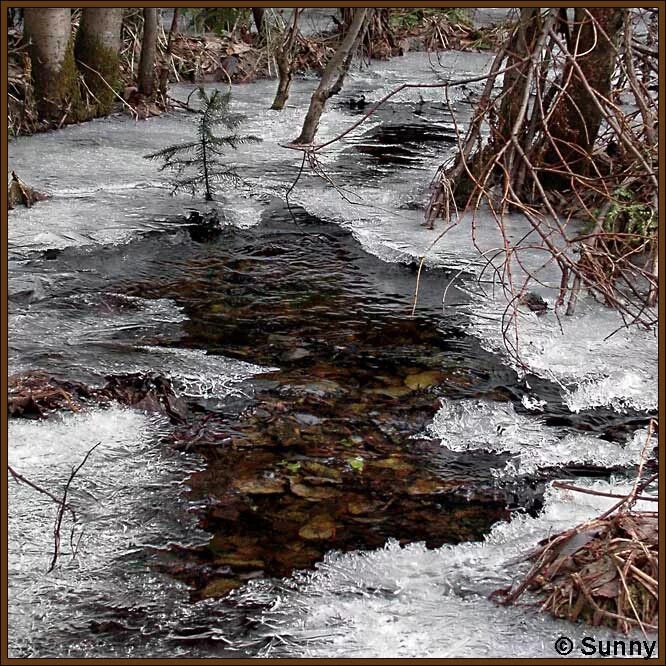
[185,209,224,243]
[290,480,340,501]
[301,461,341,480]
[293,412,323,426]
[283,348,310,361]
[404,370,445,390]
[198,578,243,599]
[405,477,461,496]
[232,476,285,494]
[519,291,549,314]
[347,498,382,515]
[371,455,415,474]
[299,515,337,541]
[103,374,187,424]
[300,380,344,397]
[367,385,414,398]
[213,554,265,570]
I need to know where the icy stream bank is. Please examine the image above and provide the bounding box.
[226,480,657,658]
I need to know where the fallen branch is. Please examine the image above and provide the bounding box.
[48,441,102,573]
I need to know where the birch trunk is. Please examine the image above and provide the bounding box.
[293,8,368,145]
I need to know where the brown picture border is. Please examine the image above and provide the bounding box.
[2,2,663,664]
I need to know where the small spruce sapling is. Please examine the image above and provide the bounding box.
[145,87,260,201]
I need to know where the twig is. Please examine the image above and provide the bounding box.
[8,465,77,519]
[551,481,657,503]
[48,441,102,573]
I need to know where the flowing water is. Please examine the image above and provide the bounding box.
[7,48,658,658]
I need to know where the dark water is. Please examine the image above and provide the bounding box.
[118,205,529,598]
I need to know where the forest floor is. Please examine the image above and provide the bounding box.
[7,8,509,136]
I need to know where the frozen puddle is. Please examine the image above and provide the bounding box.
[228,480,657,658]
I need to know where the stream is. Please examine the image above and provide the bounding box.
[7,48,658,658]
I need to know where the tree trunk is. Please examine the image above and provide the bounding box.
[544,8,625,171]
[75,8,123,117]
[252,8,265,37]
[293,8,368,145]
[24,8,83,124]
[159,9,180,97]
[496,9,542,143]
[271,9,300,110]
[138,8,158,97]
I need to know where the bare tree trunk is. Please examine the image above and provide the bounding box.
[293,8,368,144]
[271,9,300,110]
[252,8,266,38]
[75,8,123,116]
[544,8,625,172]
[159,9,180,97]
[496,8,542,143]
[138,8,158,97]
[24,8,82,123]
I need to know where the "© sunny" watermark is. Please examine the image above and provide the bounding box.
[554,636,657,659]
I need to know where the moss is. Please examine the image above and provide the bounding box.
[34,36,86,124]
[56,38,87,122]
[75,35,120,117]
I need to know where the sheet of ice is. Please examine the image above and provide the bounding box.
[425,398,655,476]
[463,290,658,413]
[7,51,489,258]
[10,52,654,416]
[227,479,657,658]
[6,45,658,659]
[8,407,208,658]
[8,294,186,377]
[129,346,275,399]
[9,290,273,397]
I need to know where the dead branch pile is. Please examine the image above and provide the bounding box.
[7,170,48,209]
[7,28,37,135]
[8,371,187,423]
[427,8,657,348]
[501,510,658,633]
[392,9,508,55]
[8,372,93,417]
[494,425,658,635]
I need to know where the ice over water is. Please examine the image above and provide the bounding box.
[8,49,657,658]
[8,408,206,657]
[426,398,655,477]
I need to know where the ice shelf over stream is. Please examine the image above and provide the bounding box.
[8,407,206,658]
[426,398,656,477]
[9,50,656,413]
[226,479,657,658]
